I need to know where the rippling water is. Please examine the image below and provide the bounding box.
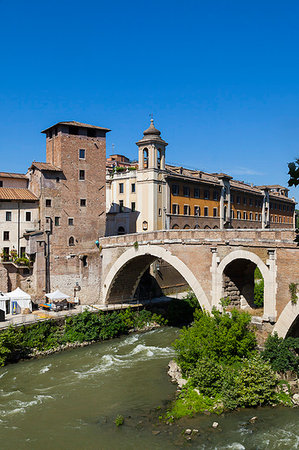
[0,327,298,449]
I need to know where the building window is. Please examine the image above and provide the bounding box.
[119,183,124,194]
[26,212,31,222]
[79,149,85,159]
[80,198,86,207]
[255,213,258,221]
[236,196,241,204]
[119,200,124,213]
[184,205,190,215]
[231,209,234,219]
[68,218,74,226]
[204,207,209,217]
[249,198,253,206]
[259,214,262,221]
[213,191,218,201]
[79,170,85,181]
[69,236,75,246]
[46,199,51,207]
[131,202,136,212]
[118,226,125,235]
[158,208,162,216]
[243,212,247,220]
[3,231,9,241]
[204,190,209,200]
[194,188,200,198]
[231,194,234,203]
[255,199,258,207]
[6,212,11,221]
[56,177,60,183]
[194,206,200,216]
[157,149,161,169]
[143,148,148,169]
[20,247,26,257]
[250,212,253,220]
[243,197,247,205]
[213,207,218,217]
[54,216,60,226]
[158,184,162,192]
[183,186,190,197]
[0,181,3,187]
[237,211,241,219]
[172,184,179,196]
[172,204,179,215]
[131,183,136,193]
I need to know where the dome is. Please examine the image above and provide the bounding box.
[143,118,161,136]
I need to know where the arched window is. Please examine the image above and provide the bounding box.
[143,148,148,169]
[172,224,179,229]
[204,225,211,229]
[224,206,227,221]
[194,224,200,229]
[117,226,125,235]
[213,225,219,229]
[157,149,161,169]
[183,224,191,229]
[69,236,75,246]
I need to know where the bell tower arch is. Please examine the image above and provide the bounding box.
[136,119,168,232]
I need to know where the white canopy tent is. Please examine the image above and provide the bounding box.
[0,292,10,315]
[7,288,32,314]
[45,290,70,302]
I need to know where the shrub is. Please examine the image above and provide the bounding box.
[173,308,256,375]
[262,332,299,375]
[189,358,225,397]
[254,279,264,308]
[233,354,278,407]
[21,320,60,350]
[114,415,124,426]
[0,326,24,366]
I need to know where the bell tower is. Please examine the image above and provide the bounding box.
[136,119,168,232]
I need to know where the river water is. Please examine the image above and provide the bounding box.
[0,327,298,449]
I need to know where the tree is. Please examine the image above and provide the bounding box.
[288,158,299,187]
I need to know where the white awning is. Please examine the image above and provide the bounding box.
[45,289,70,301]
[7,287,31,300]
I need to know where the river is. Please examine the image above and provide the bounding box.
[0,327,298,449]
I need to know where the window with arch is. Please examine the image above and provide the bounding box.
[157,149,161,169]
[69,236,75,246]
[117,226,125,235]
[183,224,191,229]
[143,148,148,169]
[172,224,179,229]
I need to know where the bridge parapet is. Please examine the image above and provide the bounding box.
[99,228,297,249]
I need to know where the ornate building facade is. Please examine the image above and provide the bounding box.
[106,120,296,236]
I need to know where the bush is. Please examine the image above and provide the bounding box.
[21,320,60,350]
[262,332,299,375]
[189,358,225,397]
[173,308,256,375]
[233,354,278,407]
[0,326,24,366]
[254,279,264,308]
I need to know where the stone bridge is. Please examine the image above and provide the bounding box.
[99,229,299,338]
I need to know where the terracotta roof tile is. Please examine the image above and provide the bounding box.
[0,172,27,179]
[0,188,38,201]
[30,162,62,172]
[41,121,111,133]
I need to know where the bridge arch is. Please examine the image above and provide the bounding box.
[272,301,299,338]
[102,245,211,311]
[216,250,275,318]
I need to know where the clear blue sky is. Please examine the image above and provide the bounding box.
[0,0,298,202]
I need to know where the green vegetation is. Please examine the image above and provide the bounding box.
[166,308,294,420]
[289,283,298,305]
[162,291,199,326]
[0,309,167,367]
[114,415,124,426]
[173,308,256,374]
[254,267,264,308]
[288,158,299,187]
[262,332,299,376]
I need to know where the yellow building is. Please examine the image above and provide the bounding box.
[106,121,296,235]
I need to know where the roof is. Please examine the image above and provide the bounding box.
[0,188,38,201]
[41,121,111,133]
[136,119,168,146]
[30,161,62,172]
[0,172,27,179]
[7,287,31,299]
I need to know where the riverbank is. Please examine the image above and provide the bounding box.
[0,295,197,366]
[164,308,299,421]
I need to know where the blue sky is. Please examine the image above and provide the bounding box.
[0,0,298,202]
